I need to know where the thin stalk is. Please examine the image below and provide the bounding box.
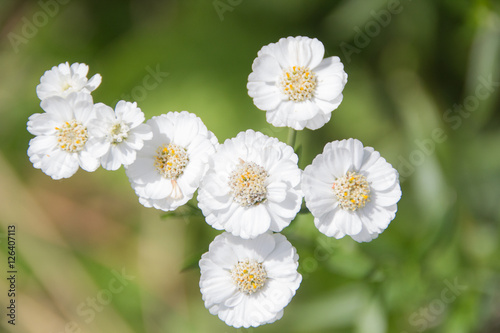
[287,128,297,149]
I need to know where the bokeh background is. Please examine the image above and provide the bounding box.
[1,0,500,332]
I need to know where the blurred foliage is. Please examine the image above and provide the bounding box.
[0,0,499,332]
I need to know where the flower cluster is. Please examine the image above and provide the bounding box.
[28,62,152,179]
[27,37,401,328]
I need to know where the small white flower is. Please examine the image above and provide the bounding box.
[90,101,153,170]
[302,138,402,242]
[125,111,217,211]
[36,62,102,101]
[199,232,301,328]
[27,92,108,180]
[197,130,302,239]
[247,36,348,130]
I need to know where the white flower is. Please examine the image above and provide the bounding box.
[125,111,217,211]
[90,101,153,170]
[247,36,348,130]
[27,92,108,180]
[197,130,302,239]
[302,138,402,242]
[199,232,301,328]
[36,62,102,101]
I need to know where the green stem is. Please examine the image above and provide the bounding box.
[287,128,297,149]
[298,202,310,215]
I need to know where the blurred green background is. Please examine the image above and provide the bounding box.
[1,0,500,332]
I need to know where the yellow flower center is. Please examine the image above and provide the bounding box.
[231,259,267,295]
[279,66,317,102]
[228,160,268,207]
[55,120,88,153]
[154,143,189,179]
[332,171,371,211]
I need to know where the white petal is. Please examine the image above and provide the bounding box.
[27,113,59,136]
[223,292,245,308]
[350,225,379,243]
[235,205,271,239]
[322,146,352,179]
[100,147,122,170]
[40,96,74,121]
[249,54,282,82]
[143,176,172,199]
[77,150,100,172]
[200,265,236,305]
[304,112,331,130]
[314,208,344,238]
[307,37,326,68]
[229,232,276,262]
[266,181,287,203]
[288,100,320,121]
[126,156,158,185]
[334,209,362,236]
[70,62,89,77]
[208,242,239,269]
[313,96,343,114]
[372,184,402,207]
[130,123,153,142]
[281,36,312,67]
[341,138,365,171]
[40,150,79,179]
[28,135,58,156]
[247,82,282,110]
[86,73,102,92]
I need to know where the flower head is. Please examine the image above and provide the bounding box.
[125,111,217,211]
[90,101,153,170]
[199,232,301,328]
[302,138,402,242]
[27,92,108,179]
[247,36,348,130]
[197,130,303,239]
[36,62,102,101]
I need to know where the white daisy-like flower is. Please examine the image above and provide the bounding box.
[36,62,102,101]
[27,92,108,180]
[247,36,348,130]
[302,138,402,242]
[90,101,153,170]
[199,232,301,328]
[125,111,217,211]
[197,130,302,239]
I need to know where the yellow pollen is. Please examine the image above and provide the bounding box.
[279,66,317,102]
[231,259,267,295]
[332,171,371,211]
[228,160,268,207]
[55,119,88,153]
[154,143,189,179]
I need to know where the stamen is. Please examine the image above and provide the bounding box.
[109,122,130,144]
[228,160,268,207]
[154,143,189,179]
[332,171,371,211]
[231,259,267,295]
[279,66,317,102]
[55,119,88,153]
